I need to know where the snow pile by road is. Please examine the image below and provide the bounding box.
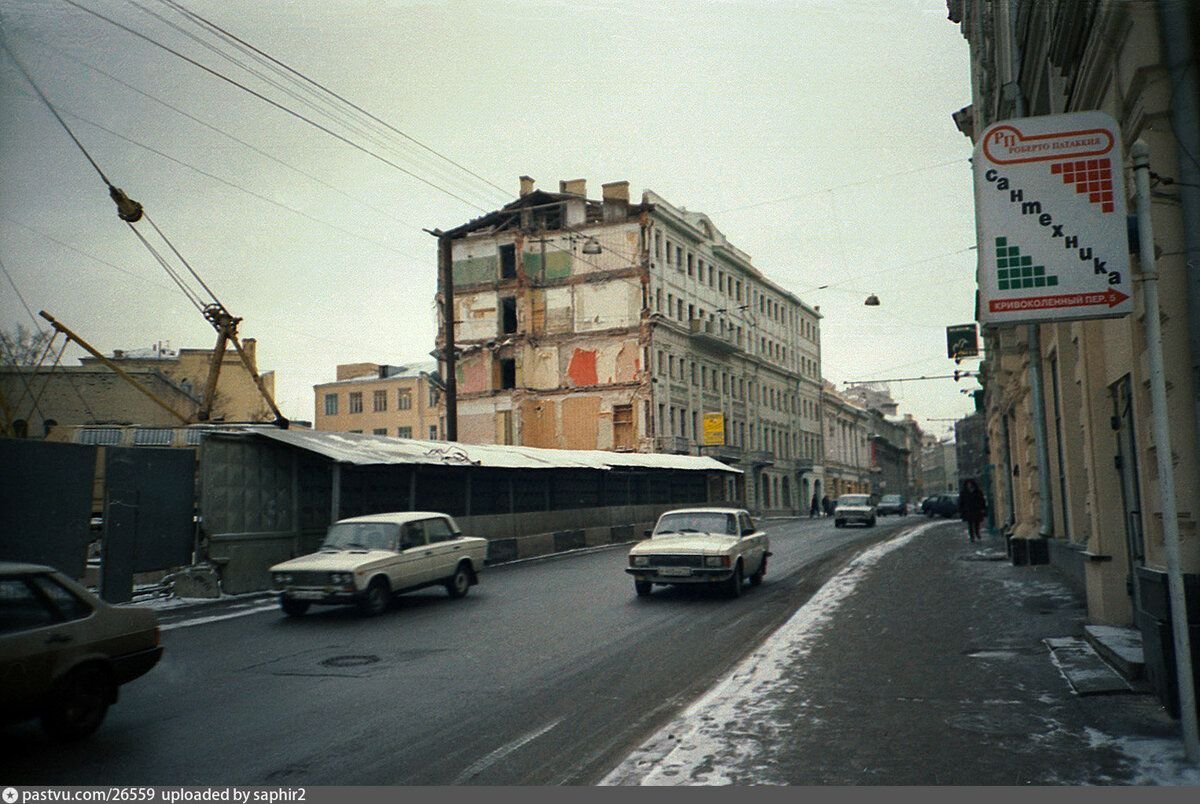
[601,522,933,786]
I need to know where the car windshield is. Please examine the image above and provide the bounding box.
[881,495,901,504]
[322,522,400,551]
[654,512,738,536]
[838,495,870,506]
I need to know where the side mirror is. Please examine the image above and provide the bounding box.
[742,528,755,537]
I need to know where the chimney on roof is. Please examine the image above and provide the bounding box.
[559,178,586,196]
[519,175,535,197]
[601,181,630,223]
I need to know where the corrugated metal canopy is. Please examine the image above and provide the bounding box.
[225,427,742,474]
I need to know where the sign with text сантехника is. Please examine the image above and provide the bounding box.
[973,111,1131,325]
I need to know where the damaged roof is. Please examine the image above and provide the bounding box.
[222,426,742,474]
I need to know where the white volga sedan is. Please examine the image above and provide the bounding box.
[270,512,488,616]
[626,507,770,598]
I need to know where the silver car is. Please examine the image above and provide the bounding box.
[834,494,877,528]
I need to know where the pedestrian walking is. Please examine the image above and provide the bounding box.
[810,494,819,518]
[821,494,832,517]
[959,478,987,542]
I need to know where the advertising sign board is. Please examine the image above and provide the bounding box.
[947,323,979,359]
[702,412,725,446]
[973,112,1131,325]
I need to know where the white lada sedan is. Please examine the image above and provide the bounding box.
[269,512,488,617]
[626,507,770,598]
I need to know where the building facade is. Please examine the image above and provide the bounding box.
[1,338,277,435]
[438,177,823,513]
[314,362,442,439]
[951,0,1200,714]
[819,380,873,498]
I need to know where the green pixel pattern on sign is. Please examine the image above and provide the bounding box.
[994,237,1059,291]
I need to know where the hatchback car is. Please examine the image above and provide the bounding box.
[834,494,877,528]
[0,562,163,740]
[924,494,961,518]
[626,507,770,598]
[270,512,488,616]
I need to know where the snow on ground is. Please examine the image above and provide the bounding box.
[600,522,933,786]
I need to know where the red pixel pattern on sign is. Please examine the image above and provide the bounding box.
[1050,159,1114,213]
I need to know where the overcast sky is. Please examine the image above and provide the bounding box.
[0,0,979,435]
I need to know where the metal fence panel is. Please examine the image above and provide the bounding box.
[0,440,95,578]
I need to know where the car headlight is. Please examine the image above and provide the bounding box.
[705,556,730,567]
[330,573,353,585]
[273,573,292,585]
[630,555,649,567]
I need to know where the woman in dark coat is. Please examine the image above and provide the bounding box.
[959,479,987,542]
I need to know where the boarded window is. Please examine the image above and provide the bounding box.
[613,404,634,451]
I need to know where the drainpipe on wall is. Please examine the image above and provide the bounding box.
[1156,0,1200,483]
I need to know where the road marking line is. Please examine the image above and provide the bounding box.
[452,717,563,785]
[160,603,280,631]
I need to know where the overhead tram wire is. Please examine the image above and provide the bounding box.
[153,0,512,203]
[59,0,493,213]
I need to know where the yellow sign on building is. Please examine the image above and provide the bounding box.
[702,412,725,446]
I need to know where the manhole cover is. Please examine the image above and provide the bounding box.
[320,654,380,668]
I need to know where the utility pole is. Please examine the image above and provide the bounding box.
[433,230,457,442]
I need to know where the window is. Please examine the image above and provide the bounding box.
[0,578,57,635]
[499,358,516,389]
[400,522,425,550]
[676,246,683,269]
[398,390,412,410]
[323,394,338,416]
[425,517,454,543]
[373,390,388,412]
[429,425,438,439]
[687,253,694,277]
[676,299,683,320]
[501,297,518,334]
[31,575,92,621]
[613,404,634,451]
[654,232,662,260]
[133,428,173,446]
[77,428,122,445]
[398,426,412,438]
[499,243,517,279]
[430,387,440,407]
[349,392,363,414]
[373,428,388,435]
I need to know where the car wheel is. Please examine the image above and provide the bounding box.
[357,577,390,616]
[835,520,844,528]
[280,596,310,617]
[42,664,113,741]
[749,554,767,586]
[634,580,653,597]
[446,563,472,599]
[868,517,877,527]
[724,563,743,598]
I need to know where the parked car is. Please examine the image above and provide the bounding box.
[923,493,961,518]
[877,494,908,516]
[834,494,877,528]
[0,562,163,741]
[270,512,488,617]
[626,507,770,598]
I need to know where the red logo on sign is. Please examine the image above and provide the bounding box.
[983,125,1114,166]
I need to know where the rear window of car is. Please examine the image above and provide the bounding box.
[838,495,870,506]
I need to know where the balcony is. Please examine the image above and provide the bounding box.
[745,450,775,467]
[687,319,738,354]
[700,443,743,463]
[653,436,692,455]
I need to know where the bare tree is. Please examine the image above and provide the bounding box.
[0,323,53,366]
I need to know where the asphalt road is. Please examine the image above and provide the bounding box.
[4,513,926,785]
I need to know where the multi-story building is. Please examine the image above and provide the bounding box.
[922,437,959,497]
[1,338,277,435]
[950,0,1200,716]
[314,362,442,439]
[437,177,823,512]
[820,380,872,498]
